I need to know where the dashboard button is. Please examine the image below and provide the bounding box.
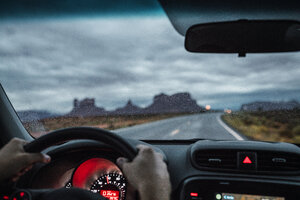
[238,152,257,170]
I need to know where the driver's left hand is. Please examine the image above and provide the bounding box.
[0,138,51,183]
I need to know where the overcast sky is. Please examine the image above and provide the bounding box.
[1,15,300,113]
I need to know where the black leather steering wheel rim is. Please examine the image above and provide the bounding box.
[23,127,137,161]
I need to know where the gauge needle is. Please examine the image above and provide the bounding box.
[106,176,109,184]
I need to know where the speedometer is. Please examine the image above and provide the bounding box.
[90,173,127,200]
[70,158,127,200]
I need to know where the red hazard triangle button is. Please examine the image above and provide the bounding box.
[243,156,252,164]
[238,152,257,170]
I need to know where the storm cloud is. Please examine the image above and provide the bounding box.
[1,15,300,113]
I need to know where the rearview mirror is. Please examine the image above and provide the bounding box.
[185,20,300,57]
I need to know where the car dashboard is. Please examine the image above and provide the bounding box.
[19,139,300,200]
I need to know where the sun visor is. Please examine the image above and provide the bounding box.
[158,0,300,36]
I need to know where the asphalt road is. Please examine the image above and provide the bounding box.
[114,113,245,140]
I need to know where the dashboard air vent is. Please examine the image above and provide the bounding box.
[257,151,300,172]
[194,150,237,169]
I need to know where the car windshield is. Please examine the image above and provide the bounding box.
[1,0,300,142]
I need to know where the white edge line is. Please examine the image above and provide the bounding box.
[217,115,244,141]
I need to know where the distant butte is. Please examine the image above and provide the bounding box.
[67,98,107,117]
[112,100,143,115]
[144,92,205,114]
[241,101,300,111]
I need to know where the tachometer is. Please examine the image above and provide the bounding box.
[90,172,127,200]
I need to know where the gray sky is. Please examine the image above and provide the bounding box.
[1,15,300,113]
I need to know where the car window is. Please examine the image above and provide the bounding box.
[0,0,300,142]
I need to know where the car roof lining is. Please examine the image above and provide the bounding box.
[158,0,300,36]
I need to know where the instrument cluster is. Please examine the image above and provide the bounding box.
[66,158,127,200]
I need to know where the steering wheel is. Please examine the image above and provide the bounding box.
[8,127,138,200]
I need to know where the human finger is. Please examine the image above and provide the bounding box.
[116,157,129,169]
[23,153,51,165]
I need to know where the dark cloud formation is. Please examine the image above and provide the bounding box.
[0,16,300,113]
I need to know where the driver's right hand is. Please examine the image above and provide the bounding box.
[117,145,171,200]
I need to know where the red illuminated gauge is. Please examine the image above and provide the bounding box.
[90,173,127,200]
